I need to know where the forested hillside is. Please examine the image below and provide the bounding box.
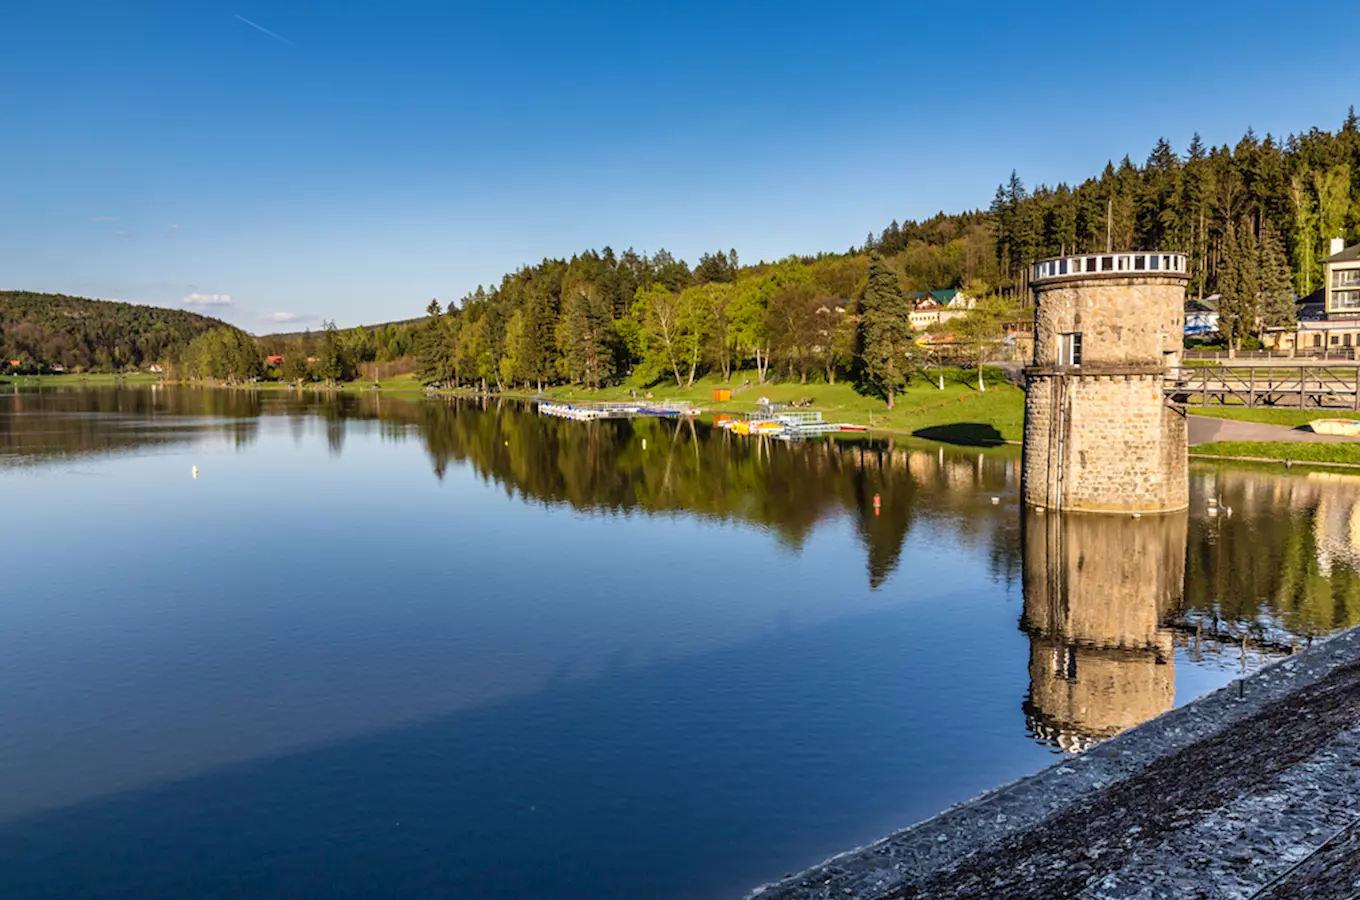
[400,112,1360,390]
[0,292,234,372]
[869,111,1360,343]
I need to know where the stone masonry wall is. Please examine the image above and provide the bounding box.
[1032,277,1186,368]
[1023,271,1189,513]
[1023,373,1187,511]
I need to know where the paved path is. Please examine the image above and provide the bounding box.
[1188,414,1360,446]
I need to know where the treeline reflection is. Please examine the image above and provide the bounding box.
[10,388,1360,755]
[1,388,1020,589]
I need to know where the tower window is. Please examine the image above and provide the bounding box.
[1059,332,1083,367]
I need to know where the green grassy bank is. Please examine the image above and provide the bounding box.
[1191,440,1360,467]
[533,368,1026,443]
[1,372,163,386]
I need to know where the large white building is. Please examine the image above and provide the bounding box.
[1266,238,1360,353]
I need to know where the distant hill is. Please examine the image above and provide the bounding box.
[0,291,237,372]
[262,316,423,340]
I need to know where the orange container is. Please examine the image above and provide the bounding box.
[712,388,732,402]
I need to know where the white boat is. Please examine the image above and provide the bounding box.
[1310,418,1360,437]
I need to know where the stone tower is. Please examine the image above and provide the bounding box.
[1023,252,1190,513]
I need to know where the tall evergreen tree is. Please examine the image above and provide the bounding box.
[857,255,912,408]
[558,286,614,388]
[1259,222,1296,328]
[1218,220,1262,351]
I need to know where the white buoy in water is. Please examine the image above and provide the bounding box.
[991,496,1000,505]
[642,439,647,449]
[192,465,198,479]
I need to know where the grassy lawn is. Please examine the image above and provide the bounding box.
[538,367,1026,442]
[1,372,163,386]
[1192,441,1360,466]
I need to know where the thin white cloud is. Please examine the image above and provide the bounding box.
[113,230,131,237]
[234,14,294,45]
[170,224,182,231]
[268,311,304,323]
[184,292,233,306]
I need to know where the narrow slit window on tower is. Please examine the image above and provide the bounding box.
[1059,332,1083,367]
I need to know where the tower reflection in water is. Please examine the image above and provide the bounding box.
[1021,509,1188,753]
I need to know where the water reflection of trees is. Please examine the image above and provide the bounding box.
[406,397,1021,590]
[1022,474,1360,754]
[1187,467,1360,639]
[16,390,1360,617]
[1,389,1020,591]
[0,386,264,462]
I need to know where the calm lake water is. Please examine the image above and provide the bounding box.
[2,387,1358,899]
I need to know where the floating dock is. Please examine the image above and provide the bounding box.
[537,400,699,422]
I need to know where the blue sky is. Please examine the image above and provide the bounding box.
[2,1,1355,331]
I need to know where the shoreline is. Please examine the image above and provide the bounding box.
[10,375,1360,467]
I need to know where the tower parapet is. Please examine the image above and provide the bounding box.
[1022,252,1189,512]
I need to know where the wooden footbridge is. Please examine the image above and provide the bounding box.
[1166,363,1360,411]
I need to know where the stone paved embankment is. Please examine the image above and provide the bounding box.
[748,627,1360,900]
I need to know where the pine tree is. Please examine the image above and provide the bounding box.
[1259,222,1296,327]
[1218,220,1262,351]
[857,255,912,408]
[416,303,449,385]
[1136,138,1181,250]
[559,287,614,388]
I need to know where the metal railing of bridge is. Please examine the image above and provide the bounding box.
[1165,364,1360,410]
[1184,348,1358,362]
